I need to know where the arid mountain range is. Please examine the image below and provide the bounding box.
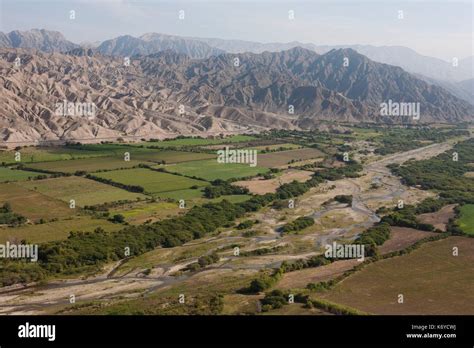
[2,29,472,83]
[0,29,473,144]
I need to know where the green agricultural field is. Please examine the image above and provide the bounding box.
[63,143,151,156]
[347,127,383,140]
[154,188,206,200]
[0,216,122,244]
[19,176,147,207]
[250,143,302,151]
[24,156,147,174]
[63,143,188,159]
[190,194,253,206]
[94,168,209,196]
[165,159,268,181]
[0,146,112,164]
[110,201,183,224]
[0,167,48,182]
[0,183,74,222]
[133,135,257,148]
[458,204,474,235]
[257,148,324,168]
[131,150,216,163]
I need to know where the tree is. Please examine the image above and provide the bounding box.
[111,214,125,223]
[2,202,12,213]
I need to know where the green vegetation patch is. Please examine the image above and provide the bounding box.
[374,128,469,155]
[0,146,110,164]
[0,167,48,182]
[458,204,474,236]
[94,168,209,196]
[390,138,474,202]
[257,148,324,168]
[136,135,256,148]
[282,216,315,234]
[165,159,268,181]
[132,150,215,163]
[109,201,181,224]
[0,183,74,222]
[0,203,26,226]
[19,176,146,207]
[0,216,122,244]
[24,156,146,174]
[250,143,302,152]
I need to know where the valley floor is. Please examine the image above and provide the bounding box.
[0,139,462,315]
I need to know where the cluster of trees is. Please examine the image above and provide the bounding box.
[307,280,336,292]
[3,200,247,282]
[186,252,220,271]
[334,195,353,205]
[0,203,26,226]
[0,260,46,287]
[83,199,140,212]
[282,216,314,234]
[259,145,299,154]
[355,223,391,256]
[380,207,435,232]
[259,289,365,314]
[242,230,259,238]
[247,269,283,293]
[388,139,474,236]
[275,180,318,199]
[260,290,307,312]
[389,139,474,195]
[314,161,363,181]
[271,199,291,210]
[203,179,249,198]
[238,193,275,212]
[413,198,446,214]
[236,219,257,230]
[18,164,69,177]
[240,245,285,257]
[306,298,366,315]
[109,214,126,224]
[374,129,469,155]
[280,254,332,273]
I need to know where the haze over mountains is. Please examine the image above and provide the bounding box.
[2,30,472,82]
[0,29,473,144]
[0,29,79,53]
[97,33,225,59]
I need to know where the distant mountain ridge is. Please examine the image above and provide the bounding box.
[96,33,225,59]
[1,29,472,84]
[193,37,473,82]
[0,29,79,52]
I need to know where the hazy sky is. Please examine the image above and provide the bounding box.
[0,0,472,61]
